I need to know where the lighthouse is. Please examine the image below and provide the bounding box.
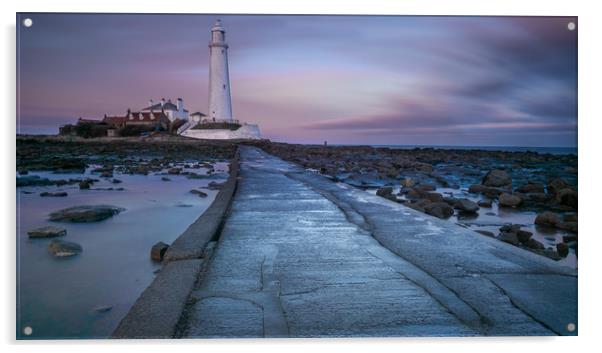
[208,19,233,122]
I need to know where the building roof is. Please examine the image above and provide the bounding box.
[190,111,207,117]
[142,102,178,111]
[77,117,103,124]
[102,115,127,125]
[127,111,169,122]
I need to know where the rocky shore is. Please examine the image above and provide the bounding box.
[251,141,578,263]
[17,135,237,177]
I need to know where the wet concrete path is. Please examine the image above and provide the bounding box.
[182,146,577,338]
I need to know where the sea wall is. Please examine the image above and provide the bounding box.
[180,123,261,140]
[112,149,240,339]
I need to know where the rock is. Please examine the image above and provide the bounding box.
[79,180,91,189]
[539,248,562,261]
[556,242,569,258]
[516,182,545,194]
[161,176,171,181]
[100,171,113,178]
[190,189,208,198]
[40,191,68,197]
[417,183,436,192]
[49,205,125,222]
[482,170,512,187]
[526,238,545,250]
[497,231,519,246]
[17,176,53,187]
[424,202,454,219]
[424,192,444,203]
[468,184,487,194]
[27,226,67,238]
[498,193,522,207]
[48,239,82,257]
[523,192,552,204]
[454,199,479,213]
[475,230,495,237]
[499,224,521,233]
[168,167,182,175]
[206,181,225,190]
[517,230,533,243]
[557,221,578,233]
[555,188,577,209]
[547,178,570,195]
[151,241,169,262]
[563,213,577,223]
[401,178,416,188]
[477,199,492,208]
[93,305,113,313]
[534,211,561,227]
[111,178,122,184]
[563,234,578,243]
[376,186,393,197]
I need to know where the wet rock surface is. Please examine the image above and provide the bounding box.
[249,141,578,264]
[28,226,67,238]
[48,239,83,257]
[49,205,125,223]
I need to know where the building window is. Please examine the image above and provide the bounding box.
[221,49,224,54]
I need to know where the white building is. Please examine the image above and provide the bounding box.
[178,19,261,140]
[142,98,188,122]
[208,19,233,122]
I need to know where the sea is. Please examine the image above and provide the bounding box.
[370,145,577,156]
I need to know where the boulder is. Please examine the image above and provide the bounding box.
[468,184,487,194]
[424,192,444,203]
[534,211,561,227]
[482,169,512,187]
[27,226,67,238]
[417,183,436,192]
[555,188,578,209]
[111,179,122,184]
[557,221,578,233]
[556,242,569,258]
[547,178,570,195]
[17,176,54,187]
[161,177,171,181]
[526,238,545,250]
[477,199,492,208]
[517,229,533,243]
[151,241,169,262]
[49,205,125,223]
[497,231,519,246]
[455,199,479,213]
[424,202,454,219]
[48,239,82,257]
[40,191,68,197]
[499,224,521,233]
[190,189,208,198]
[376,186,393,197]
[498,193,522,207]
[207,181,225,190]
[79,180,91,189]
[516,182,545,194]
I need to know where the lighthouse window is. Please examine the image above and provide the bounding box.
[221,49,224,54]
[223,84,226,89]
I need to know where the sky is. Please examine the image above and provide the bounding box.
[16,14,577,147]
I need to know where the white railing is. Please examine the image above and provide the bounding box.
[176,121,193,135]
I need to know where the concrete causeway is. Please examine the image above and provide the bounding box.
[180,146,577,338]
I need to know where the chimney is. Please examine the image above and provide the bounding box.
[177,98,183,112]
[161,98,165,107]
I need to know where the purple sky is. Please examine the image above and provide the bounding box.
[17,14,577,146]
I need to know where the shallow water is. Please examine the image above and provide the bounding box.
[16,162,228,339]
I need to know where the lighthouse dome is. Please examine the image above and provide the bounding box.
[212,19,224,32]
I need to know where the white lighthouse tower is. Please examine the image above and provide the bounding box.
[208,19,233,122]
